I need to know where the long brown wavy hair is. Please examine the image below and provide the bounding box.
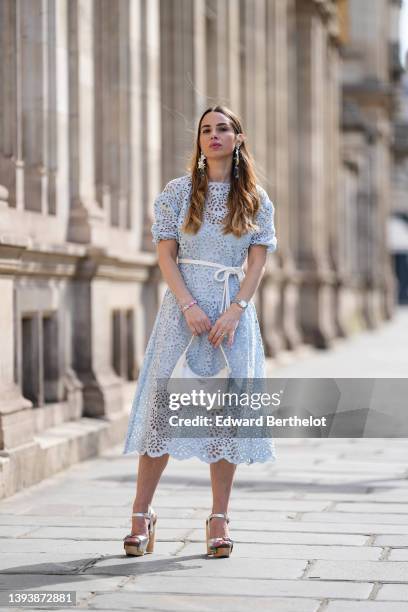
[182,105,261,238]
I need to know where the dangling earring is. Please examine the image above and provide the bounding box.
[197,151,206,175]
[233,145,240,179]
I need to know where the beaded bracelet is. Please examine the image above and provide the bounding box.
[180,299,197,313]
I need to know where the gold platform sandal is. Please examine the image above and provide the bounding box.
[206,512,234,558]
[123,506,157,556]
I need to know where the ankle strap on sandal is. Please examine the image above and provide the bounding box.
[132,505,155,519]
[207,512,229,523]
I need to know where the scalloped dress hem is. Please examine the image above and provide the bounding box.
[122,446,277,466]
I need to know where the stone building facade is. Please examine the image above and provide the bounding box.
[0,0,402,498]
[392,46,408,302]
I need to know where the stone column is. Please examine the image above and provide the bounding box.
[67,0,106,245]
[341,100,395,327]
[358,136,380,328]
[205,0,244,108]
[340,155,362,332]
[0,246,34,451]
[264,0,303,356]
[0,3,36,451]
[45,0,57,215]
[294,0,337,348]
[72,250,123,418]
[227,0,241,114]
[340,101,370,334]
[240,0,283,356]
[140,0,162,251]
[160,0,206,186]
[371,121,396,321]
[239,0,267,170]
[118,1,131,230]
[326,14,346,337]
[94,0,131,231]
[66,1,122,418]
[20,0,43,213]
[19,0,58,215]
[54,0,70,226]
[0,0,18,208]
[129,0,143,251]
[1,0,60,220]
[341,0,398,322]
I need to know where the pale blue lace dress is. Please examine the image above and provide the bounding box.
[123,174,278,464]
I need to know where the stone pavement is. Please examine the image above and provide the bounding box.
[0,436,408,612]
[0,307,407,611]
[267,306,408,378]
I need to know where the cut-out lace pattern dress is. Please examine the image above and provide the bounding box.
[123,174,278,464]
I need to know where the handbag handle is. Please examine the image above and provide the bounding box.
[184,334,231,371]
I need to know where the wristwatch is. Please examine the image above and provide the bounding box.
[231,298,248,310]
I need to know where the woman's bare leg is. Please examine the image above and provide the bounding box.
[131,453,169,535]
[209,458,237,540]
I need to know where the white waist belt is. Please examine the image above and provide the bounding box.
[178,258,245,313]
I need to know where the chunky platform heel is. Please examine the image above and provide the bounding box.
[206,512,234,558]
[123,506,157,556]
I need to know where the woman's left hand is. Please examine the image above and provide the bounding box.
[208,305,242,348]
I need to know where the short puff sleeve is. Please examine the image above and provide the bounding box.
[250,186,278,254]
[151,180,181,245]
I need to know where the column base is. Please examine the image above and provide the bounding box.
[260,278,287,358]
[79,371,124,419]
[383,270,397,320]
[67,198,106,245]
[299,270,337,349]
[0,184,9,209]
[281,267,303,351]
[336,283,367,337]
[0,386,34,450]
[361,286,386,330]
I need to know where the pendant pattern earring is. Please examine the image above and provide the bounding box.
[234,145,240,179]
[198,151,206,175]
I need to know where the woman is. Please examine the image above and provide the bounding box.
[123,105,278,558]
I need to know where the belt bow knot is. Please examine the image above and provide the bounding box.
[177,258,245,314]
[213,266,245,313]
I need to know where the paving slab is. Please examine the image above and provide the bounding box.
[186,529,370,545]
[303,492,408,502]
[374,535,408,546]
[333,503,408,513]
[223,499,331,511]
[0,526,37,538]
[325,602,408,612]
[0,573,126,592]
[388,549,408,561]
[122,575,373,599]
[86,555,307,579]
[189,519,408,536]
[0,553,101,574]
[306,559,408,582]
[301,511,408,524]
[26,526,191,541]
[0,538,182,555]
[180,542,383,560]
[86,592,322,611]
[375,583,408,600]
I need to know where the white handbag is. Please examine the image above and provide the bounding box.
[167,334,231,398]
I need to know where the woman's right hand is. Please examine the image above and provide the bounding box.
[183,304,212,336]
